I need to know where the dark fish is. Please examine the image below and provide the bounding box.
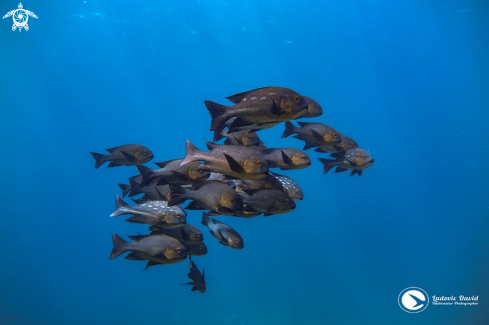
[281,121,341,149]
[183,242,208,256]
[90,144,154,169]
[261,148,311,170]
[180,140,268,179]
[205,87,308,131]
[201,212,244,249]
[214,117,281,134]
[149,223,204,243]
[214,129,261,148]
[299,96,323,118]
[269,172,304,201]
[138,159,210,188]
[234,173,285,192]
[238,188,296,216]
[182,256,206,293]
[110,233,187,270]
[318,148,374,176]
[110,196,187,228]
[314,134,359,154]
[123,175,172,201]
[168,181,243,215]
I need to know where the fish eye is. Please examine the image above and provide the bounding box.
[142,150,147,154]
[256,160,263,166]
[316,106,320,110]
[361,155,366,159]
[295,190,299,194]
[249,136,253,140]
[293,96,301,103]
[176,214,180,218]
[285,199,289,204]
[350,142,354,146]
[176,248,181,253]
[230,199,235,203]
[333,134,338,138]
[300,155,306,160]
[234,239,240,244]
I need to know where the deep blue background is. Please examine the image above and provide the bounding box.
[1,0,488,324]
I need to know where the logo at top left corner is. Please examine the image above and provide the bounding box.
[3,3,37,32]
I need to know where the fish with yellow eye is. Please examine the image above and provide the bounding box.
[205,86,309,131]
[314,134,359,156]
[109,195,187,228]
[90,144,154,169]
[201,212,244,249]
[110,233,187,270]
[261,148,312,170]
[137,159,210,188]
[213,128,262,148]
[237,188,296,216]
[168,181,243,215]
[179,140,268,180]
[282,121,342,150]
[298,96,323,118]
[149,223,204,244]
[317,148,374,177]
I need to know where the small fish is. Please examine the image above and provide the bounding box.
[214,117,281,134]
[234,173,285,192]
[314,134,359,154]
[149,223,204,243]
[238,188,296,216]
[110,233,187,270]
[110,196,187,228]
[122,175,172,200]
[180,140,269,179]
[281,122,341,149]
[214,129,261,148]
[183,241,208,256]
[137,159,210,187]
[168,181,243,215]
[90,144,154,169]
[261,148,311,170]
[182,256,206,293]
[299,96,323,118]
[201,212,244,249]
[269,172,304,201]
[317,148,374,176]
[205,87,309,131]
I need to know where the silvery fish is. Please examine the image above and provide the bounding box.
[137,159,210,188]
[269,172,304,201]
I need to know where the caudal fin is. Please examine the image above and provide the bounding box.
[110,233,128,259]
[137,165,156,188]
[168,183,188,206]
[118,183,131,198]
[110,195,131,217]
[317,158,337,175]
[204,100,230,131]
[201,212,212,227]
[90,152,106,169]
[180,140,202,166]
[281,121,296,138]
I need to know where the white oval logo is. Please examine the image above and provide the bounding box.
[398,287,429,313]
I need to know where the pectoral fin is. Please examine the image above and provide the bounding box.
[121,151,137,162]
[224,154,245,174]
[280,150,294,166]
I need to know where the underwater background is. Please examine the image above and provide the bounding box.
[1,0,488,324]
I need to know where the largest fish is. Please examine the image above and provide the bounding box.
[205,87,309,131]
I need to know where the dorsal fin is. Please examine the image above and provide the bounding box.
[297,121,312,127]
[225,87,268,104]
[154,159,180,168]
[105,145,134,153]
[205,139,219,150]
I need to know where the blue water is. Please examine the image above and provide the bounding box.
[1,0,488,324]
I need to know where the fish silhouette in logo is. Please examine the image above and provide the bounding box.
[409,294,425,308]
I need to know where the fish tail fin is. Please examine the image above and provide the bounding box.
[180,140,202,166]
[213,127,227,142]
[168,183,188,206]
[204,100,230,131]
[137,165,155,187]
[110,195,130,217]
[317,158,337,175]
[201,212,212,227]
[281,121,296,138]
[118,183,131,198]
[90,152,106,169]
[110,233,128,259]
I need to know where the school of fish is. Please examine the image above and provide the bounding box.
[90,86,375,293]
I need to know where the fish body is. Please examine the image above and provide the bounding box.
[110,233,187,269]
[201,212,244,249]
[299,96,323,118]
[124,175,172,200]
[138,159,210,187]
[239,189,296,216]
[318,148,374,176]
[150,223,203,243]
[110,196,186,228]
[180,140,269,179]
[234,173,285,192]
[269,172,304,201]
[182,256,206,293]
[90,144,153,169]
[168,181,243,215]
[282,121,341,149]
[205,87,308,131]
[261,148,311,170]
[314,134,359,154]
[183,242,208,256]
[216,129,261,148]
